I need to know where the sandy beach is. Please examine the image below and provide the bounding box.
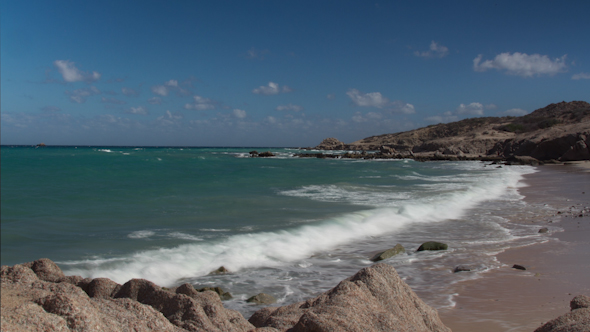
[438,161,590,331]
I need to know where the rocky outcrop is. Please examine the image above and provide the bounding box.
[2,259,452,332]
[314,137,346,150]
[250,151,275,158]
[1,259,252,332]
[249,263,451,332]
[311,101,590,162]
[534,295,590,332]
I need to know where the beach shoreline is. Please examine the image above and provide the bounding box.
[438,161,590,331]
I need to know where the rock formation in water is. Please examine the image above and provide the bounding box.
[312,101,590,162]
[249,263,451,332]
[1,258,451,332]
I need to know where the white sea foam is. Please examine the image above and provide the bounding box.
[62,166,536,287]
[279,184,411,207]
[98,149,113,153]
[167,232,202,241]
[128,230,155,239]
[199,228,231,232]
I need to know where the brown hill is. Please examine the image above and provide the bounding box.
[315,101,590,161]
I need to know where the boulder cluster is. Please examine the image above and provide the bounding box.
[2,259,451,332]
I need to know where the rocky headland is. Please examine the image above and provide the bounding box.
[302,101,590,164]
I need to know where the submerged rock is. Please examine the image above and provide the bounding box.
[512,264,527,270]
[209,266,229,275]
[247,293,276,305]
[539,227,549,233]
[453,265,471,273]
[417,241,448,251]
[370,244,406,261]
[257,151,275,157]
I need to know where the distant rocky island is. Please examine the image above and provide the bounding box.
[301,101,590,164]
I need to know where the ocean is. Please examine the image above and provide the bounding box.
[0,146,558,317]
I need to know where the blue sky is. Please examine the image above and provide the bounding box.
[2,0,589,147]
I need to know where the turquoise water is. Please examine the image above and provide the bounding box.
[1,146,552,316]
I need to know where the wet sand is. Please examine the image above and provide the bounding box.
[438,161,590,332]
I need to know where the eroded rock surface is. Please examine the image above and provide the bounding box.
[534,295,590,332]
[249,263,451,332]
[2,259,451,332]
[1,259,250,332]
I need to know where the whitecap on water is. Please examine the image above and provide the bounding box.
[128,230,155,239]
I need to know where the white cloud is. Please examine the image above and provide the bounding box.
[456,102,484,115]
[473,52,567,77]
[347,89,415,114]
[233,109,247,118]
[41,106,61,112]
[425,112,458,124]
[122,87,140,97]
[414,41,449,58]
[326,94,335,100]
[572,72,590,80]
[54,60,101,83]
[65,86,100,103]
[184,95,216,110]
[151,85,169,96]
[156,110,184,126]
[503,108,529,116]
[148,97,162,105]
[390,101,416,114]
[252,82,292,95]
[101,97,127,105]
[425,102,491,123]
[127,106,148,115]
[352,111,385,123]
[252,82,280,95]
[276,103,303,112]
[246,47,269,60]
[347,89,390,108]
[164,79,178,87]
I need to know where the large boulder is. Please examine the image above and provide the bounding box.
[534,295,590,332]
[249,263,451,332]
[560,134,590,161]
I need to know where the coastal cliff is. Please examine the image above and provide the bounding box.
[313,101,590,162]
[1,259,450,332]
